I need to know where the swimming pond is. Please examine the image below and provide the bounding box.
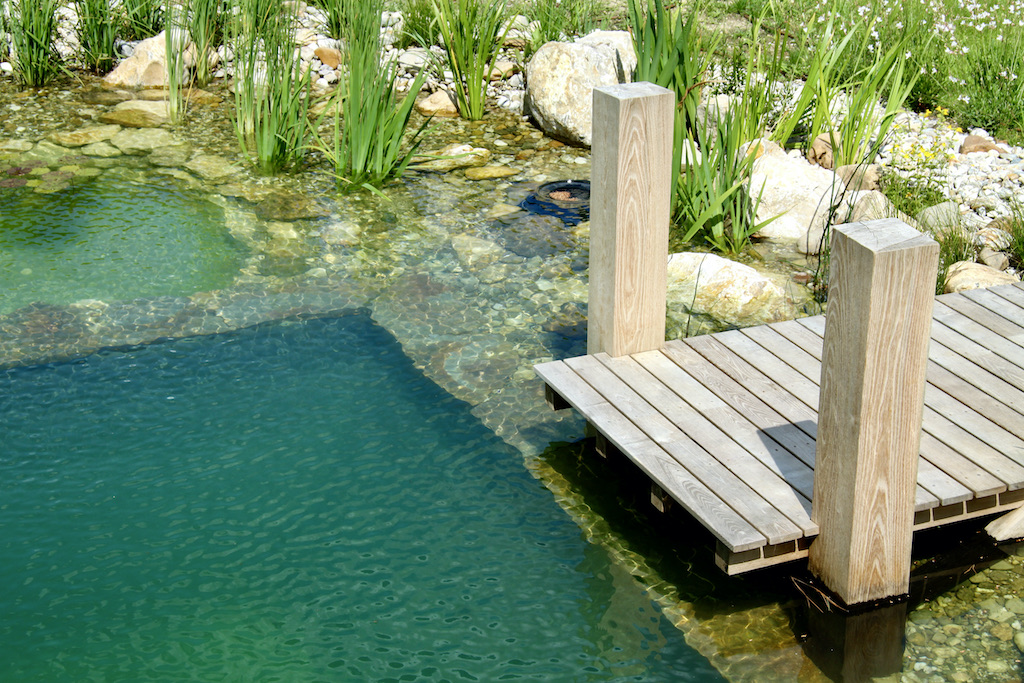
[0,176,246,315]
[0,313,723,681]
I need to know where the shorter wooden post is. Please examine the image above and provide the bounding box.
[809,219,939,605]
[588,82,674,357]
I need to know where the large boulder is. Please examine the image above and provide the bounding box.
[944,261,1020,293]
[103,32,178,88]
[524,31,636,146]
[666,252,796,327]
[750,140,844,243]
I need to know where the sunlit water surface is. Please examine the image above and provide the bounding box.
[0,314,722,682]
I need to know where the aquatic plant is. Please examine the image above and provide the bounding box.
[119,0,164,40]
[74,0,118,74]
[8,0,63,87]
[165,1,187,123]
[432,0,510,120]
[231,0,313,173]
[187,0,229,87]
[319,0,430,191]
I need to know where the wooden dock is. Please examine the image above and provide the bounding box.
[536,282,1024,576]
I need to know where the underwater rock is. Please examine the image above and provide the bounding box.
[80,141,123,158]
[98,100,171,128]
[410,143,491,172]
[110,127,178,155]
[254,192,330,221]
[451,234,506,269]
[185,154,241,181]
[148,143,194,167]
[0,139,35,153]
[47,124,121,148]
[465,165,519,180]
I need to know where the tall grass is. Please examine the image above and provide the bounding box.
[773,0,1024,143]
[8,0,63,87]
[119,0,164,40]
[75,0,118,73]
[525,0,607,58]
[188,0,228,86]
[629,0,718,228]
[432,0,509,120]
[319,0,430,191]
[231,0,313,173]
[165,1,187,123]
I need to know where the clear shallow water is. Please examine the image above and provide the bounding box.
[0,177,246,314]
[0,314,721,682]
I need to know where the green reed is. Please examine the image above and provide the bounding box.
[8,0,63,87]
[319,0,430,191]
[187,0,228,86]
[432,0,509,120]
[165,1,186,123]
[75,0,118,73]
[119,0,163,40]
[231,0,312,173]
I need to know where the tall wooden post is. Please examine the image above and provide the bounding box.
[588,82,674,357]
[809,218,939,605]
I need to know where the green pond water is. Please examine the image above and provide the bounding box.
[0,177,246,314]
[0,314,723,682]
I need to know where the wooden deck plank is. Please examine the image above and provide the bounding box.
[986,282,1024,316]
[932,303,1024,379]
[971,284,1024,331]
[719,328,820,407]
[920,355,1024,444]
[947,289,1024,342]
[534,283,1024,575]
[565,354,804,546]
[771,317,1007,502]
[618,439,770,553]
[632,349,820,478]
[677,335,819,429]
[596,352,818,534]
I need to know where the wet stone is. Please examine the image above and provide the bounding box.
[185,153,241,181]
[111,128,179,155]
[80,141,123,158]
[254,192,330,221]
[47,124,121,148]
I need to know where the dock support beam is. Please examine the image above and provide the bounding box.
[588,82,674,357]
[809,219,939,605]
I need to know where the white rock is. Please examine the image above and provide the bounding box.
[944,261,1020,293]
[666,252,796,325]
[523,30,636,146]
[750,140,844,242]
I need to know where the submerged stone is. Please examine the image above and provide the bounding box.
[254,192,330,221]
[465,165,519,180]
[47,124,121,148]
[110,128,178,155]
[99,100,171,128]
[185,154,241,181]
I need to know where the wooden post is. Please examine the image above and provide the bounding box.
[809,218,939,605]
[588,82,674,357]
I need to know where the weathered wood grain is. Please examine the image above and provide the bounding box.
[810,220,938,605]
[587,83,673,357]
